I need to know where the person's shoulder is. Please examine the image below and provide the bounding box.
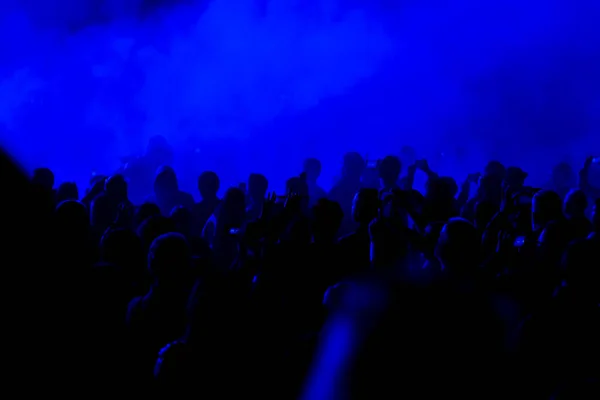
[154,340,189,379]
[126,294,144,322]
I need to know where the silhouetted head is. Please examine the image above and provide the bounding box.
[32,167,55,190]
[312,199,344,243]
[435,218,480,275]
[248,173,268,202]
[352,188,379,225]
[135,202,161,228]
[148,233,191,286]
[303,158,322,183]
[170,205,192,236]
[484,160,506,181]
[563,189,588,219]
[532,190,563,232]
[593,199,600,232]
[378,156,402,188]
[198,171,220,200]
[56,182,79,203]
[426,176,458,203]
[504,166,527,189]
[105,174,128,201]
[154,166,178,195]
[218,187,246,228]
[342,152,365,181]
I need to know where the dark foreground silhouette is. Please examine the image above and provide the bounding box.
[2,145,600,399]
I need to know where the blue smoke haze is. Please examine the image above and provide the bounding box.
[1,0,599,195]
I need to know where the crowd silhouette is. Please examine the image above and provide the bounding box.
[2,143,599,399]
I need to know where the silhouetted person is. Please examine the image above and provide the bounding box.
[246,173,268,222]
[518,239,600,397]
[286,174,311,217]
[147,166,194,216]
[504,166,528,191]
[563,189,592,240]
[460,160,506,220]
[126,233,193,390]
[485,160,507,181]
[123,135,174,204]
[32,167,56,202]
[338,188,379,275]
[1,149,63,395]
[82,175,106,211]
[56,182,79,203]
[461,174,502,221]
[329,152,365,237]
[192,171,220,236]
[154,276,254,398]
[579,156,600,203]
[170,205,210,259]
[91,174,131,237]
[203,187,246,269]
[532,190,564,238]
[32,167,55,191]
[434,218,481,284]
[474,200,498,234]
[538,221,573,277]
[425,176,459,223]
[303,158,327,208]
[378,155,402,192]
